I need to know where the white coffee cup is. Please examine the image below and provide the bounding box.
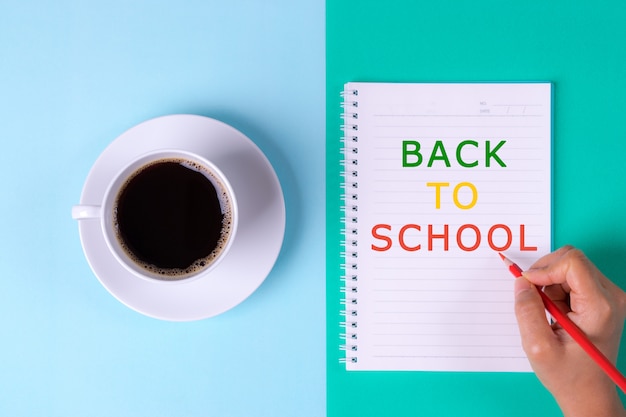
[71,114,285,321]
[72,149,238,283]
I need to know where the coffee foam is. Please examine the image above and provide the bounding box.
[113,157,234,281]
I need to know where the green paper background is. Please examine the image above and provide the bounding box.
[326,1,626,415]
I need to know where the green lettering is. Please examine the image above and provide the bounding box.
[456,140,479,168]
[402,140,422,167]
[486,140,506,167]
[428,140,451,167]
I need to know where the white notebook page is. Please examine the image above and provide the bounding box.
[342,82,552,371]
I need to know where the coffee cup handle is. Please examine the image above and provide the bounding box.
[72,205,102,220]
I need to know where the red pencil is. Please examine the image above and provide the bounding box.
[499,252,626,393]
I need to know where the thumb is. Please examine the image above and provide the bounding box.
[514,278,558,360]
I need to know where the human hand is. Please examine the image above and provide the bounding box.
[514,246,626,417]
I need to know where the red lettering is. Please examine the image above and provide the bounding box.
[399,224,421,251]
[371,224,392,251]
[457,224,481,251]
[519,224,538,251]
[428,224,449,251]
[487,224,512,251]
[369,223,538,252]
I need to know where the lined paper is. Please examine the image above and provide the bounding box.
[342,83,552,371]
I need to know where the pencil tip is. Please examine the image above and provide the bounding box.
[498,252,506,261]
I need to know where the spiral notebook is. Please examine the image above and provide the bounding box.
[340,82,552,371]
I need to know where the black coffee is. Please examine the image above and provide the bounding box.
[114,158,233,279]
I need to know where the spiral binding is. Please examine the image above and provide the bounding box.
[339,87,359,365]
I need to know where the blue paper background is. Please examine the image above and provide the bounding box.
[0,2,325,416]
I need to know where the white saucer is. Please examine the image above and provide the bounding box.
[75,115,286,321]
